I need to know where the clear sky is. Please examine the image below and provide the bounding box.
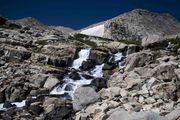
[0,0,180,29]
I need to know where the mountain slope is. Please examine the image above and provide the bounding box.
[12,17,74,34]
[80,9,180,46]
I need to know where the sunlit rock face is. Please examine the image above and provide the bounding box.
[80,9,180,46]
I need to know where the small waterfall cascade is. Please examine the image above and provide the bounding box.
[50,48,104,98]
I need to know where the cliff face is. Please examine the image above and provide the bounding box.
[80,9,180,46]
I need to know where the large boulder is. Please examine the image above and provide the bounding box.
[91,78,107,91]
[80,59,96,71]
[4,46,31,62]
[43,76,60,90]
[165,107,180,120]
[150,62,177,81]
[89,50,107,64]
[107,110,168,120]
[29,74,48,88]
[69,71,81,80]
[5,85,27,102]
[73,86,100,111]
[125,50,154,71]
[45,106,74,120]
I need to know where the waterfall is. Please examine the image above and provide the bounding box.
[72,48,91,69]
[91,64,104,78]
[50,48,104,99]
[50,48,127,99]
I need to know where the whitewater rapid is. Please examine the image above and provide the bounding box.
[50,48,104,98]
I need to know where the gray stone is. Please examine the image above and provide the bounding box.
[73,86,100,111]
[125,50,154,72]
[107,110,168,120]
[43,76,59,90]
[166,107,180,120]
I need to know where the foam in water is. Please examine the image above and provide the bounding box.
[72,48,91,69]
[114,52,123,62]
[51,48,96,98]
[0,100,26,111]
[91,64,104,78]
[114,52,126,69]
[50,76,92,98]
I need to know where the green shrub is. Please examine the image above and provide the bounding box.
[118,40,142,46]
[35,40,47,46]
[70,34,97,48]
[146,37,180,51]
[7,23,22,29]
[152,50,162,59]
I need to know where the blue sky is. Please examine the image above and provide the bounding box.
[0,0,180,29]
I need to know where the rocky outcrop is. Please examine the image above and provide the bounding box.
[80,9,180,46]
[125,50,154,71]
[1,12,180,120]
[107,110,168,120]
[73,87,100,111]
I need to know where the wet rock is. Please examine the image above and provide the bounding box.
[43,76,60,90]
[0,48,4,57]
[80,59,95,71]
[69,71,81,80]
[73,86,100,111]
[29,102,43,115]
[81,74,94,79]
[5,86,27,102]
[64,83,74,91]
[3,101,15,108]
[91,78,107,91]
[0,86,6,103]
[89,50,107,64]
[103,63,116,70]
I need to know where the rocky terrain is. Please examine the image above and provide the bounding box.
[80,9,180,46]
[0,9,180,120]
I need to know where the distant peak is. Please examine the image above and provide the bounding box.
[131,9,150,13]
[14,17,43,27]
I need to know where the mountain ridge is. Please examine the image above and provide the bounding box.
[79,9,180,46]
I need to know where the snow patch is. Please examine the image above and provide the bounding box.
[80,24,104,37]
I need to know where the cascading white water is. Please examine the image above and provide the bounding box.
[114,52,123,61]
[91,64,104,78]
[72,48,91,69]
[114,52,126,69]
[0,100,26,111]
[108,51,126,69]
[50,48,127,99]
[50,48,104,98]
